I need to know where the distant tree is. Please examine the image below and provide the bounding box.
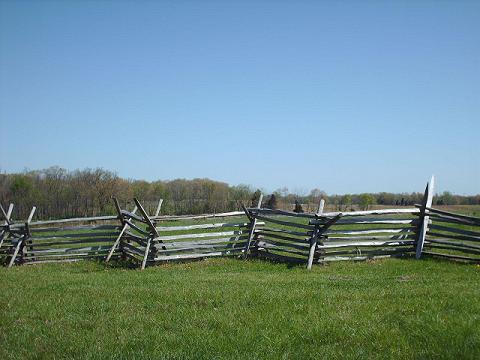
[251,189,262,207]
[265,194,278,210]
[340,194,352,211]
[293,199,304,213]
[359,194,376,210]
[437,191,458,205]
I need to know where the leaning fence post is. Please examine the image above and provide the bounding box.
[24,206,36,263]
[106,198,138,263]
[7,204,36,268]
[416,175,435,259]
[0,203,13,250]
[134,198,161,270]
[242,194,263,259]
[307,199,325,270]
[154,199,164,217]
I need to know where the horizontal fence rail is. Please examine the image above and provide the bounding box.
[1,176,479,269]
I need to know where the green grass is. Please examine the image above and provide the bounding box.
[1,258,479,359]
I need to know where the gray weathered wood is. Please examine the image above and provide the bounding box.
[156,222,250,232]
[8,238,24,268]
[243,194,262,259]
[307,199,325,270]
[155,199,164,217]
[141,236,152,270]
[416,176,435,259]
[415,205,480,225]
[307,214,341,269]
[106,204,138,263]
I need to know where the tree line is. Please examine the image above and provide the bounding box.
[0,167,478,220]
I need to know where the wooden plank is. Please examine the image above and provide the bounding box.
[319,254,394,262]
[416,175,435,259]
[155,242,247,255]
[258,227,310,237]
[134,198,159,237]
[154,230,245,242]
[27,206,36,223]
[141,236,152,270]
[333,219,416,226]
[416,205,480,225]
[25,245,112,254]
[426,232,480,243]
[106,204,138,263]
[256,250,305,264]
[249,208,317,219]
[155,199,164,217]
[30,215,118,226]
[151,211,245,221]
[30,232,119,240]
[424,243,480,255]
[307,199,324,270]
[257,240,309,255]
[325,227,415,236]
[321,208,419,217]
[255,215,314,230]
[324,247,411,257]
[318,240,415,249]
[30,224,119,233]
[256,230,309,244]
[134,198,161,269]
[422,251,479,262]
[243,194,262,259]
[156,222,250,232]
[8,238,23,268]
[124,220,150,236]
[106,225,128,263]
[152,236,248,248]
[428,224,480,238]
[29,238,116,248]
[153,249,242,262]
[325,234,416,242]
[0,203,12,225]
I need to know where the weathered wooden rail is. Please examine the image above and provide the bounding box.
[1,176,478,269]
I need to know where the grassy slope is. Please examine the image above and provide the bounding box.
[0,258,479,359]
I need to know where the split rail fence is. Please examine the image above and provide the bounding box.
[1,176,479,269]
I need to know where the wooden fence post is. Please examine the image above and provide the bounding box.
[24,206,36,262]
[8,205,34,268]
[242,194,263,259]
[106,198,138,263]
[307,199,325,270]
[133,198,161,270]
[154,199,164,217]
[0,203,13,250]
[416,175,435,259]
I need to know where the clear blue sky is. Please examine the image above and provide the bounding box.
[0,1,479,195]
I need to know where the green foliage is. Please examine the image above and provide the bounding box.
[340,194,352,211]
[251,189,262,207]
[359,193,377,210]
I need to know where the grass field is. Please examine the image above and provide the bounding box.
[0,257,479,359]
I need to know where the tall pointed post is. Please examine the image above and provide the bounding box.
[24,206,36,262]
[307,199,325,270]
[243,194,263,259]
[416,175,435,259]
